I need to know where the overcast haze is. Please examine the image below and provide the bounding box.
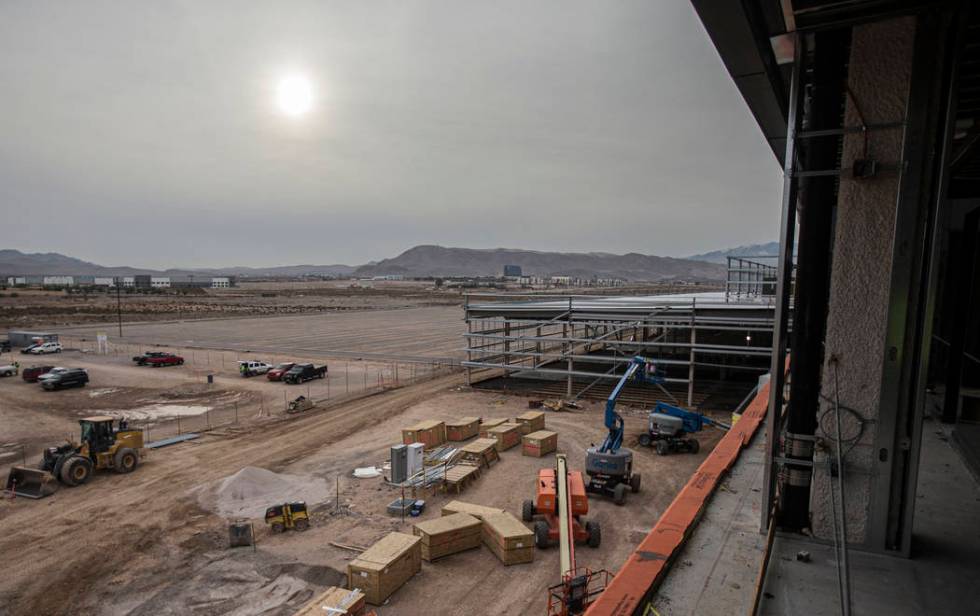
[0,1,781,269]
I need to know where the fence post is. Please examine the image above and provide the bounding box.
[235,401,239,424]
[177,415,181,435]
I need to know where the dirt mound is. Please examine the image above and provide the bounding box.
[195,466,331,519]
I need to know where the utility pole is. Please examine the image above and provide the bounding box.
[115,277,123,337]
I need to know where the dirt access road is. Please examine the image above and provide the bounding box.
[0,373,719,616]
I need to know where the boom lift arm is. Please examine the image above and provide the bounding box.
[599,356,663,454]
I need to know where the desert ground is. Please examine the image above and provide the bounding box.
[0,285,734,616]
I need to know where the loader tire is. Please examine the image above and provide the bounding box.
[639,433,652,448]
[294,518,310,531]
[271,523,285,533]
[630,472,642,493]
[114,448,138,473]
[60,456,92,487]
[688,439,700,454]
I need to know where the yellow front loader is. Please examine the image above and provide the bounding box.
[5,416,143,499]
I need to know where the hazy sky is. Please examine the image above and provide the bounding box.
[0,1,781,269]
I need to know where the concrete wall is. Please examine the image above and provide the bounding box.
[810,17,916,546]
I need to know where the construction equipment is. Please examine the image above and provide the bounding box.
[287,395,316,414]
[585,356,660,505]
[639,402,731,455]
[543,454,610,616]
[264,502,310,532]
[5,416,143,498]
[523,455,600,550]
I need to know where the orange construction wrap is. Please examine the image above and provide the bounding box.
[584,376,774,616]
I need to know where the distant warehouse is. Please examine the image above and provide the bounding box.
[4,275,235,289]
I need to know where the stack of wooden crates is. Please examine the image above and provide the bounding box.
[413,512,482,561]
[347,532,421,605]
[486,423,522,452]
[514,411,546,434]
[522,430,558,457]
[441,501,534,566]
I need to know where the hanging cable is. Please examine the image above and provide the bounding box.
[829,356,852,616]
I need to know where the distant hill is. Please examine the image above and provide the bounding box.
[687,242,779,264]
[0,245,727,281]
[0,249,354,278]
[354,245,725,281]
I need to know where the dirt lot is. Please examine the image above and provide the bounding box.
[0,280,462,330]
[0,359,724,616]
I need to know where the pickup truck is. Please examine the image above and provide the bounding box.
[238,360,272,377]
[133,351,171,365]
[266,362,295,381]
[143,353,184,367]
[0,362,18,377]
[22,365,55,382]
[283,363,327,384]
[39,367,89,390]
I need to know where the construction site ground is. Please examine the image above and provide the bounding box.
[0,357,724,616]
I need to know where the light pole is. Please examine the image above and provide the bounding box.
[115,277,123,337]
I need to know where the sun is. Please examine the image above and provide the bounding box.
[277,74,313,116]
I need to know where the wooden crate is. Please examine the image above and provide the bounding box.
[294,586,366,616]
[482,512,534,565]
[514,411,546,435]
[445,416,481,441]
[487,423,522,452]
[443,463,482,495]
[348,532,421,605]
[522,430,558,457]
[402,420,447,449]
[441,500,505,521]
[479,417,509,437]
[413,512,482,561]
[459,438,500,468]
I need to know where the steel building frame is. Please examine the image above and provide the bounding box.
[463,293,775,407]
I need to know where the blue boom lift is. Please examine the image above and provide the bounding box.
[584,356,661,506]
[639,401,731,455]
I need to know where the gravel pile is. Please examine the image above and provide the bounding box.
[195,466,330,519]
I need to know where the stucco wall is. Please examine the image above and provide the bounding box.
[810,17,916,546]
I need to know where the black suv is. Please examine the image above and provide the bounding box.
[40,368,89,390]
[283,363,327,384]
[0,339,10,353]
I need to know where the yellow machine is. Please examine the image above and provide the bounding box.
[5,416,144,498]
[264,502,310,532]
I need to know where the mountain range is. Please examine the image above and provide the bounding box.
[686,242,779,264]
[0,243,778,281]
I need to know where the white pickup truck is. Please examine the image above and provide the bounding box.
[238,360,272,377]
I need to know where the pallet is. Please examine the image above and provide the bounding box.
[442,463,482,495]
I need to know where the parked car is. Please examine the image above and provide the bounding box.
[22,365,55,382]
[143,353,184,367]
[39,367,89,390]
[133,351,170,366]
[266,362,296,381]
[0,339,10,353]
[29,342,63,354]
[20,343,41,354]
[238,360,272,377]
[283,363,327,384]
[0,362,18,377]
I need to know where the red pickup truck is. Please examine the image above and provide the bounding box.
[144,353,184,367]
[22,365,55,382]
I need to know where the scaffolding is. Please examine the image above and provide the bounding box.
[725,256,782,302]
[463,292,775,408]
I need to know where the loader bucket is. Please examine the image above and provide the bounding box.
[5,466,59,499]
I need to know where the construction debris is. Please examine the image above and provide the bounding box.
[348,532,421,606]
[353,467,382,478]
[413,512,482,562]
[146,433,201,449]
[227,520,254,548]
[523,430,558,457]
[445,416,481,441]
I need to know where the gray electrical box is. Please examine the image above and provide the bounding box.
[390,444,408,483]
